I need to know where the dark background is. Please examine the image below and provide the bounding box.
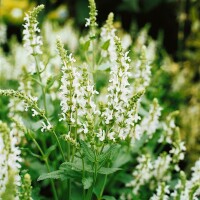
[4,0,196,60]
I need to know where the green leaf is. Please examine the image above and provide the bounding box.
[59,163,82,178]
[98,167,121,175]
[99,144,118,163]
[82,177,93,189]
[61,160,93,173]
[102,196,116,200]
[80,140,95,162]
[83,40,90,51]
[94,175,106,199]
[37,170,65,181]
[101,40,110,50]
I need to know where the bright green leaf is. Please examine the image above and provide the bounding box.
[98,167,121,175]
[83,40,90,51]
[82,177,93,189]
[101,40,110,50]
[37,170,65,181]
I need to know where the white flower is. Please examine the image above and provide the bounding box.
[41,121,52,132]
[31,108,39,116]
[97,129,105,141]
[139,99,162,139]
[0,121,23,197]
[150,183,169,200]
[101,21,117,62]
[85,18,91,27]
[22,5,44,55]
[126,154,153,194]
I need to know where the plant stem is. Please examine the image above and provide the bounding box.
[99,163,110,199]
[28,130,58,200]
[81,154,86,200]
[52,129,65,161]
[34,56,48,116]
[86,151,98,200]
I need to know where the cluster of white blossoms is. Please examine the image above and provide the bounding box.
[23,5,44,55]
[126,154,153,194]
[100,12,117,62]
[138,98,162,139]
[127,110,188,195]
[126,153,171,194]
[159,111,179,144]
[160,113,186,171]
[102,36,143,141]
[152,153,172,182]
[0,89,52,133]
[131,45,151,93]
[0,121,22,199]
[85,0,98,30]
[57,38,100,140]
[77,64,100,139]
[171,159,200,199]
[150,182,170,200]
[57,38,80,124]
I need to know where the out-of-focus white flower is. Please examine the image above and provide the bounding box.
[41,121,52,132]
[0,121,23,198]
[171,159,200,199]
[0,23,7,44]
[131,46,152,93]
[159,111,179,144]
[100,12,117,62]
[150,183,170,200]
[126,154,153,194]
[23,5,44,55]
[139,98,162,139]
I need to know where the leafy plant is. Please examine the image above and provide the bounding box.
[0,0,199,200]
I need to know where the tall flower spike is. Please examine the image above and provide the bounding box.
[171,159,200,199]
[102,36,132,141]
[132,45,151,93]
[57,38,80,124]
[101,12,117,62]
[138,98,162,139]
[0,89,52,132]
[0,121,22,199]
[150,182,170,200]
[85,0,98,29]
[126,154,153,194]
[23,5,44,55]
[19,173,33,200]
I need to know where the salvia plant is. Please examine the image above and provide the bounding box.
[0,1,199,200]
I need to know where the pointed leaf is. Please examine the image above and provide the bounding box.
[37,170,65,181]
[82,177,93,189]
[80,140,95,162]
[99,144,118,163]
[83,40,90,51]
[98,167,121,175]
[61,160,93,173]
[101,40,110,50]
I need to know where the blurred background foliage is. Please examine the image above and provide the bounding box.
[0,0,199,171]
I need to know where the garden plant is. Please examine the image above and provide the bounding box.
[0,0,199,199]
